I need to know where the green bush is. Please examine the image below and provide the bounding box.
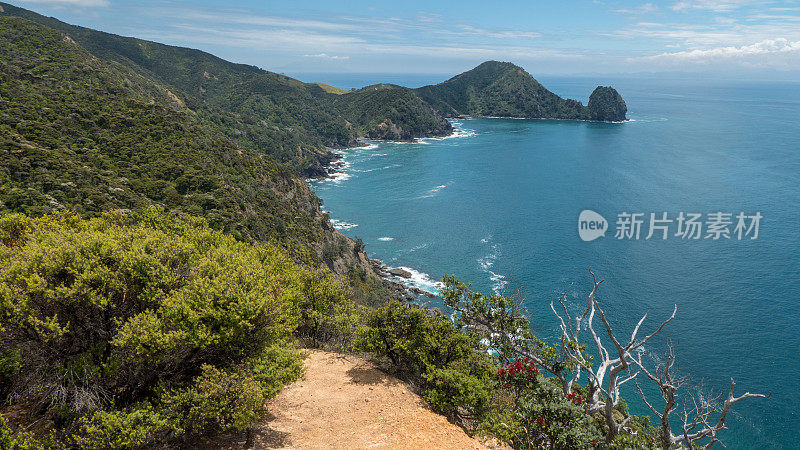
[0,415,52,450]
[157,364,266,435]
[494,360,602,449]
[355,301,495,417]
[74,404,178,449]
[294,268,359,348]
[0,208,343,447]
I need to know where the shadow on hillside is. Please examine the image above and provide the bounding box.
[345,364,400,386]
[186,412,290,449]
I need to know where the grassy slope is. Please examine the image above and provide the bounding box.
[307,82,349,94]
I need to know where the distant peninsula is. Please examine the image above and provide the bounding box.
[0,3,627,179]
[416,61,628,122]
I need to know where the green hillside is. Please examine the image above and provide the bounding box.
[416,61,626,121]
[0,2,452,175]
[307,82,348,94]
[332,85,453,140]
[0,16,373,278]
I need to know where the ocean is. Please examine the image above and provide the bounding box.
[306,75,800,448]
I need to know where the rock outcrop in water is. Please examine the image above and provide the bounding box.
[415,61,627,121]
[588,86,628,122]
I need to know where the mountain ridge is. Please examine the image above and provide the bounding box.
[416,60,627,121]
[0,2,452,176]
[0,4,627,162]
[0,15,382,291]
[0,2,627,290]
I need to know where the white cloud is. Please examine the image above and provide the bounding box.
[162,24,365,50]
[303,53,350,60]
[605,18,800,48]
[132,6,563,66]
[454,24,542,40]
[93,2,800,74]
[142,6,545,45]
[671,0,753,12]
[643,38,800,60]
[748,14,800,21]
[19,0,109,7]
[612,3,659,15]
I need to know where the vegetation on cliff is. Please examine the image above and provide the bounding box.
[588,86,628,122]
[0,15,383,284]
[0,3,452,176]
[0,210,355,448]
[332,85,452,140]
[416,61,626,121]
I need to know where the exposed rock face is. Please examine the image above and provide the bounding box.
[588,86,627,122]
[368,119,407,141]
[388,268,413,278]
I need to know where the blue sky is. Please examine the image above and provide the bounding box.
[11,0,800,78]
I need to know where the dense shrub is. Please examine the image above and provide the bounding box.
[73,404,178,449]
[494,360,603,449]
[441,277,661,449]
[294,268,359,348]
[0,208,346,447]
[355,301,496,417]
[0,414,53,449]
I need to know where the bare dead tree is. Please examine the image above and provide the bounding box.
[550,269,677,441]
[443,271,769,447]
[633,341,686,449]
[632,344,770,449]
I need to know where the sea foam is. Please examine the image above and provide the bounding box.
[330,218,358,230]
[388,266,445,295]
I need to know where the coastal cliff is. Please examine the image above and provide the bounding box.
[0,2,628,303]
[0,4,627,183]
[416,61,627,122]
[588,86,628,122]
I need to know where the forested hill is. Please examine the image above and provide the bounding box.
[0,2,452,176]
[0,4,626,178]
[0,15,381,285]
[0,3,626,277]
[416,61,627,121]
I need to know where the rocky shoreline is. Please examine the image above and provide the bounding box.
[306,109,626,301]
[369,259,437,300]
[308,141,441,301]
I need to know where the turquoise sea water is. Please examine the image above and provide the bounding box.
[308,77,800,448]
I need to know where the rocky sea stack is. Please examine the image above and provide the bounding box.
[416,61,627,122]
[588,86,628,122]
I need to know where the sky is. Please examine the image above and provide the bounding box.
[10,0,800,79]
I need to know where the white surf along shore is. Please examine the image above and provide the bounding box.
[310,119,503,298]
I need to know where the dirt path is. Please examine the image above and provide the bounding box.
[245,350,496,449]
